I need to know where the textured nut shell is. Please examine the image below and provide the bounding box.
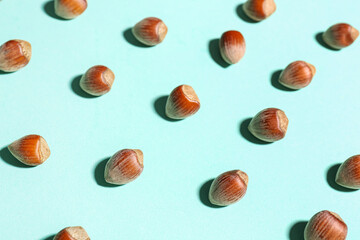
[323,23,359,49]
[336,155,360,189]
[8,135,50,166]
[209,170,248,206]
[104,149,144,185]
[219,31,246,64]
[79,65,115,96]
[0,40,32,72]
[243,0,276,21]
[248,108,288,142]
[304,211,347,240]
[54,226,90,240]
[279,61,316,90]
[132,17,168,46]
[54,0,88,19]
[165,85,200,119]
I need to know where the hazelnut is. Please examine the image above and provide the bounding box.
[104,149,144,185]
[278,61,316,90]
[209,170,248,206]
[219,30,246,64]
[242,0,276,22]
[132,17,168,46]
[165,85,200,120]
[323,23,359,49]
[0,39,31,72]
[54,226,90,240]
[304,210,347,240]
[8,135,50,166]
[54,0,88,20]
[79,65,115,96]
[336,154,360,189]
[248,108,288,142]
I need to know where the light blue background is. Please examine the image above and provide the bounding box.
[0,0,359,239]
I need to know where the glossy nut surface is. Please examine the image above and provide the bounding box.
[132,17,168,46]
[8,134,50,166]
[79,65,115,96]
[304,210,347,240]
[219,30,246,64]
[165,85,200,120]
[209,170,248,206]
[279,61,316,90]
[104,149,144,185]
[242,0,276,21]
[53,226,90,240]
[0,39,31,72]
[323,23,359,49]
[248,108,288,142]
[336,155,360,189]
[55,0,88,19]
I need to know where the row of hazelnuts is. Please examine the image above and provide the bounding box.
[5,129,360,239]
[2,1,358,240]
[39,210,350,240]
[1,23,358,90]
[49,210,349,240]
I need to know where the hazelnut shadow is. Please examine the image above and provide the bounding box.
[40,234,56,240]
[270,70,298,92]
[123,28,151,48]
[0,70,14,75]
[153,96,182,122]
[208,39,230,68]
[94,157,122,188]
[70,75,99,98]
[42,1,68,21]
[0,147,33,168]
[239,118,272,145]
[288,221,307,240]
[326,164,358,192]
[199,179,224,208]
[235,4,258,23]
[315,32,340,51]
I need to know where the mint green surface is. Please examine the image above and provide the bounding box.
[0,0,360,239]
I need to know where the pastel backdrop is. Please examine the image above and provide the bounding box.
[0,0,359,239]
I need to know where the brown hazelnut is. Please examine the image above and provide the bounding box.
[219,30,246,64]
[209,170,248,206]
[132,17,168,46]
[8,134,50,166]
[0,39,31,72]
[104,149,144,185]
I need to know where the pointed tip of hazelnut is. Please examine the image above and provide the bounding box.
[278,61,316,90]
[323,23,358,49]
[219,30,246,64]
[104,149,144,185]
[54,0,88,19]
[248,108,288,142]
[335,155,360,189]
[243,0,276,22]
[0,39,32,72]
[132,17,168,46]
[209,170,248,206]
[79,65,115,96]
[54,226,90,240]
[165,84,200,120]
[304,210,347,240]
[8,135,50,166]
